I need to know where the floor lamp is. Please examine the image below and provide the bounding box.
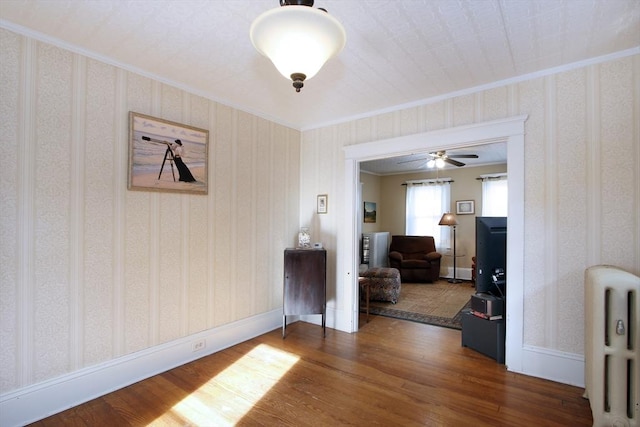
[439,212,461,284]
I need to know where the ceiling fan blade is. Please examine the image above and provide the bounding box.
[445,158,465,167]
[448,154,478,159]
[397,157,428,164]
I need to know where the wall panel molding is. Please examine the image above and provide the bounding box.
[230,109,239,321]
[586,65,602,267]
[112,68,127,356]
[18,36,37,387]
[180,92,190,337]
[207,101,217,328]
[544,75,558,348]
[149,81,162,345]
[70,53,87,371]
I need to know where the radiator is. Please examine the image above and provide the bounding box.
[584,265,640,427]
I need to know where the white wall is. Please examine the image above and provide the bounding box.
[0,28,301,422]
[301,53,639,381]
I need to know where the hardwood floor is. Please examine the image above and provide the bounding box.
[31,315,592,426]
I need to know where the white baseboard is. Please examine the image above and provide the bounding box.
[519,345,585,388]
[0,309,282,427]
[298,305,349,334]
[441,267,473,281]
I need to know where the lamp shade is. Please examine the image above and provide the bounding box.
[250,5,346,88]
[438,212,458,226]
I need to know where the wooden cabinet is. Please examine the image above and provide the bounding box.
[283,248,326,338]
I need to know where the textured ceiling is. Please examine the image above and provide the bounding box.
[1,0,639,131]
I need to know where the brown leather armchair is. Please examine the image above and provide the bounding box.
[388,235,442,283]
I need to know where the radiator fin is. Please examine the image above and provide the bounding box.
[630,291,636,351]
[584,265,640,427]
[628,359,634,419]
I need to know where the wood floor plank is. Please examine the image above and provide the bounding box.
[30,315,592,426]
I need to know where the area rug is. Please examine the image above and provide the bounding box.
[364,280,475,330]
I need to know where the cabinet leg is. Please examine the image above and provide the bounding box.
[282,315,286,339]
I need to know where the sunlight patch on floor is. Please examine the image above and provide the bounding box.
[168,344,300,425]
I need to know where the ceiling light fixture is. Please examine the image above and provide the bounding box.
[250,0,346,92]
[427,158,446,168]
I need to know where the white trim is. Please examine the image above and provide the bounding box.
[341,158,360,333]
[293,297,347,334]
[307,47,640,131]
[342,115,533,379]
[344,117,523,161]
[521,345,585,388]
[0,309,282,427]
[441,267,473,281]
[505,124,526,375]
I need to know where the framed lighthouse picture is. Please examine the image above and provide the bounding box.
[128,112,209,195]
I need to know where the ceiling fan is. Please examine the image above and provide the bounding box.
[398,150,479,168]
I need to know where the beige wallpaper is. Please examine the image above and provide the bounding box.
[0,29,300,393]
[302,54,640,355]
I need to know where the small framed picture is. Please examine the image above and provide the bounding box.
[456,200,475,215]
[363,201,376,223]
[317,194,328,214]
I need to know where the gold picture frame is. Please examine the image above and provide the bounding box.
[128,112,208,194]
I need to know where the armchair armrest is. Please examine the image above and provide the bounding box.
[389,251,403,261]
[425,251,442,261]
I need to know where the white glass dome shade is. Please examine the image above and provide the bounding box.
[250,6,346,87]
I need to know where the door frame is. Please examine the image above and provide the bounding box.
[341,115,527,373]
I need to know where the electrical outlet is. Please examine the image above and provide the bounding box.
[192,339,205,352]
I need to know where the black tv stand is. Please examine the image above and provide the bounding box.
[461,310,505,364]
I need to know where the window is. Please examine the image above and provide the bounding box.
[405,179,451,249]
[481,174,508,216]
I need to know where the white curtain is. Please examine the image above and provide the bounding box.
[481,174,508,216]
[405,180,451,249]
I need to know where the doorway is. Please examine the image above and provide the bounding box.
[342,115,527,372]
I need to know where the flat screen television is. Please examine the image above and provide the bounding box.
[475,216,507,297]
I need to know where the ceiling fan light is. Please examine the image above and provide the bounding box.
[435,158,445,168]
[426,159,436,168]
[250,5,346,91]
